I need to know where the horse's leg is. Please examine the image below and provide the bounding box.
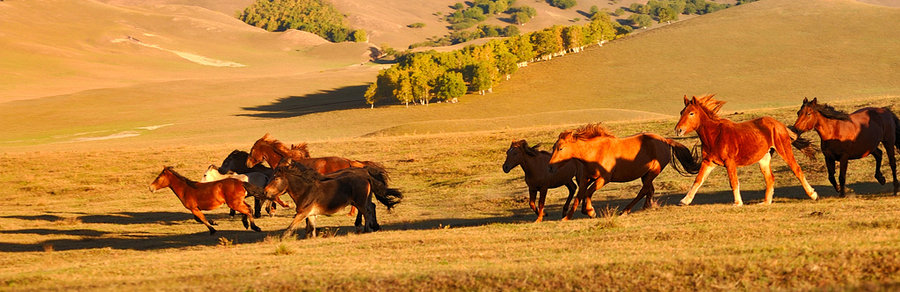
[233,201,262,232]
[305,215,317,238]
[561,180,577,220]
[528,188,538,215]
[884,140,900,195]
[347,206,357,217]
[872,147,886,185]
[535,188,548,222]
[725,161,743,206]
[621,181,650,215]
[680,161,716,206]
[775,140,818,200]
[758,152,775,204]
[189,209,216,235]
[567,180,600,220]
[839,156,850,197]
[194,214,216,226]
[253,198,263,218]
[367,201,381,231]
[282,211,309,239]
[229,209,236,217]
[825,156,838,193]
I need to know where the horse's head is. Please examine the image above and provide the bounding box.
[201,165,220,182]
[219,150,245,174]
[247,134,272,168]
[675,95,703,136]
[548,132,576,173]
[793,97,820,133]
[149,166,173,192]
[502,141,524,173]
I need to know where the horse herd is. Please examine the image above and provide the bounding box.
[149,133,402,238]
[503,95,900,222]
[151,94,900,237]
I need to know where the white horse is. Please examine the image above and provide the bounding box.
[201,165,288,215]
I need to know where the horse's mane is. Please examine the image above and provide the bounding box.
[562,123,616,141]
[810,102,850,121]
[290,143,311,158]
[691,94,727,120]
[512,140,549,156]
[260,134,309,159]
[165,167,198,189]
[228,150,249,159]
[275,163,323,184]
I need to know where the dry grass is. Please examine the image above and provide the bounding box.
[2,98,900,290]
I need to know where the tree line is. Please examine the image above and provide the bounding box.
[365,14,626,107]
[237,0,367,43]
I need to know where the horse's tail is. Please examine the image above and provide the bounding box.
[352,160,385,171]
[786,125,818,160]
[364,165,402,210]
[664,138,701,175]
[887,108,900,151]
[242,182,268,200]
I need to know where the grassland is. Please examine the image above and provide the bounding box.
[2,0,900,290]
[2,97,900,290]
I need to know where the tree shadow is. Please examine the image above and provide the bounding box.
[576,10,593,19]
[238,85,370,119]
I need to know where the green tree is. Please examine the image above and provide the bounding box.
[628,13,654,28]
[547,0,577,9]
[433,72,467,101]
[364,83,379,108]
[531,29,560,59]
[351,29,367,42]
[495,51,518,80]
[394,72,414,107]
[467,62,494,95]
[561,25,582,52]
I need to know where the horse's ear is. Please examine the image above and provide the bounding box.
[803,97,809,104]
[811,97,818,104]
[262,133,272,140]
[690,96,699,104]
[683,95,690,106]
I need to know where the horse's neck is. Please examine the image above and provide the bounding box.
[264,147,284,166]
[165,175,191,200]
[814,115,855,139]
[696,115,725,147]
[520,153,550,175]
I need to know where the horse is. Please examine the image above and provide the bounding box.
[201,165,289,214]
[548,123,700,218]
[793,97,900,196]
[149,166,261,235]
[674,94,818,206]
[502,140,590,222]
[218,150,274,218]
[263,162,402,239]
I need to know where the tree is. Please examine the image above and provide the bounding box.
[364,83,379,108]
[433,72,467,101]
[561,25,582,52]
[466,62,494,95]
[628,13,654,28]
[589,5,599,17]
[531,29,559,59]
[547,0,576,9]
[495,51,518,80]
[410,71,431,105]
[394,72,414,107]
[351,29,367,42]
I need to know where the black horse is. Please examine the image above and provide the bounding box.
[219,150,274,218]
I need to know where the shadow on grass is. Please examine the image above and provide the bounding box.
[238,85,370,119]
[0,183,891,253]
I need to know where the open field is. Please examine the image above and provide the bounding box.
[2,0,900,290]
[3,97,900,290]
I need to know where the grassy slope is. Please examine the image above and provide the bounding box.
[2,97,900,290]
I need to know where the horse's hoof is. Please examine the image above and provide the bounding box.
[208,228,217,235]
[757,201,772,205]
[810,191,819,201]
[208,220,217,226]
[732,202,743,207]
[677,201,689,206]
[876,174,887,185]
[587,211,597,218]
[251,225,261,232]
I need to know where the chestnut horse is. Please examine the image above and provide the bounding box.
[793,98,900,196]
[246,133,368,173]
[548,123,700,218]
[503,140,590,222]
[202,165,289,214]
[675,94,818,206]
[149,166,261,235]
[264,163,402,239]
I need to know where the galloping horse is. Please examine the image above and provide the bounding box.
[548,123,700,218]
[793,98,900,196]
[503,140,588,222]
[149,166,261,235]
[202,165,289,213]
[218,150,274,218]
[246,133,366,173]
[264,163,402,239]
[675,94,818,206]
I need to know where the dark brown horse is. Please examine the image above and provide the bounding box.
[793,98,900,196]
[548,123,700,217]
[149,166,261,235]
[675,94,818,206]
[503,140,589,222]
[217,150,274,218]
[263,163,402,239]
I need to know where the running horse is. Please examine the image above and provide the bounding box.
[675,94,819,206]
[149,166,262,235]
[502,140,589,222]
[792,98,900,196]
[263,162,402,239]
[548,123,700,218]
[217,150,275,218]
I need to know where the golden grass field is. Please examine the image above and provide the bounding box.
[1,0,900,290]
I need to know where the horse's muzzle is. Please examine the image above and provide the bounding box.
[675,128,685,137]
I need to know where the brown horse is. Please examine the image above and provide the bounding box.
[548,123,700,218]
[246,133,366,173]
[793,97,900,196]
[263,163,402,239]
[675,94,818,206]
[503,140,589,222]
[149,166,261,235]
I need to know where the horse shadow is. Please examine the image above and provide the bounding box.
[238,85,370,119]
